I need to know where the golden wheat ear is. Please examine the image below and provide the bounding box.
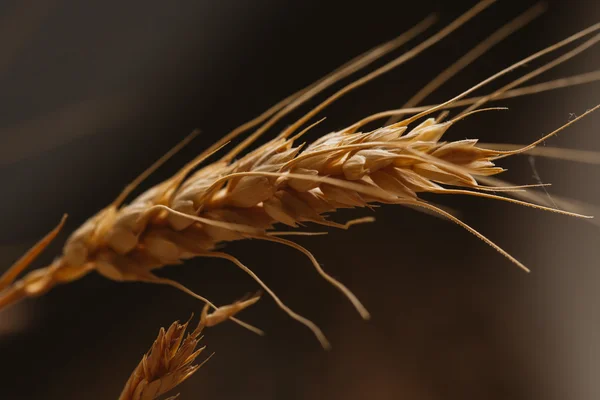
[119,296,259,400]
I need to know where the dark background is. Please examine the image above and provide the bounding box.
[0,0,599,399]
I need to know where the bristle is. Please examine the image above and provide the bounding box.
[386,2,546,124]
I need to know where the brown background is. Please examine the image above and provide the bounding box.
[0,0,599,399]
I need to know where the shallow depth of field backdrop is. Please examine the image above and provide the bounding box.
[0,0,599,399]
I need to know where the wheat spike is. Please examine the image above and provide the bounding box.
[1,3,599,348]
[3,104,597,348]
[119,296,259,400]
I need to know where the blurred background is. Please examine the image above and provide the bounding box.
[0,0,599,399]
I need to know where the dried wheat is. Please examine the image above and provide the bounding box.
[119,296,259,400]
[1,1,599,349]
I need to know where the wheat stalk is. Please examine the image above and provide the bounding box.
[1,1,599,349]
[119,296,259,400]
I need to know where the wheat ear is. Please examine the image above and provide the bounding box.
[119,295,259,400]
[1,2,599,349]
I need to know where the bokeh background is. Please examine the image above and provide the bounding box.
[0,0,599,399]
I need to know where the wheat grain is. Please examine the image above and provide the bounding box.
[1,1,599,349]
[119,296,259,400]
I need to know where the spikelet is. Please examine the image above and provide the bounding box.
[119,296,259,400]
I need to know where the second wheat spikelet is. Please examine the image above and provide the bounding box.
[119,296,259,400]
[1,1,599,348]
